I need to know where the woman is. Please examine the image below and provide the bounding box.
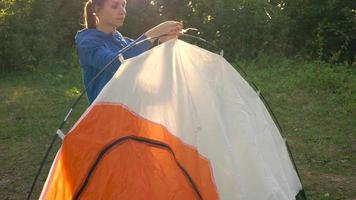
[75,0,183,104]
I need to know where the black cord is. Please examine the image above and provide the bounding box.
[180,33,221,52]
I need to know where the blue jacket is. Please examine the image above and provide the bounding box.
[75,28,152,104]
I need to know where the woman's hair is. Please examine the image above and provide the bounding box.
[83,0,106,28]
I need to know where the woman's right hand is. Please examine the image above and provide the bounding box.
[145,21,183,43]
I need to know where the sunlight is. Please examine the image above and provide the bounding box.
[203,14,213,24]
[0,0,16,18]
[6,86,33,104]
[277,2,285,10]
[136,59,165,94]
[265,10,272,20]
[65,87,81,97]
[187,1,192,7]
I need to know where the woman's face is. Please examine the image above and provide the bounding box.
[96,0,127,28]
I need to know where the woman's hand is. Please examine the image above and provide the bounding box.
[145,21,183,43]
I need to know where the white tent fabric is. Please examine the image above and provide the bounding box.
[80,39,303,199]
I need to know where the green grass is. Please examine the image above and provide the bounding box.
[0,61,88,199]
[237,56,356,199]
[0,56,355,199]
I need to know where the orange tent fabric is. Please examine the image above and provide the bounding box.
[41,104,218,200]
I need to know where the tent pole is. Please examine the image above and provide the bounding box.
[234,62,307,199]
[26,33,169,199]
[26,134,58,200]
[28,34,306,200]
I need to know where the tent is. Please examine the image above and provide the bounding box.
[39,39,305,199]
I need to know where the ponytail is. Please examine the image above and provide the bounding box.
[83,0,107,28]
[84,0,97,28]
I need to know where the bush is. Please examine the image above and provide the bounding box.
[0,0,354,72]
[0,0,82,72]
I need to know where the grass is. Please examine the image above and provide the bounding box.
[0,56,355,199]
[237,56,356,199]
[0,61,88,199]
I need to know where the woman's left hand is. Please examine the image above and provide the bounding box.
[145,21,183,43]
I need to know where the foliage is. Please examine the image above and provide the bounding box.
[0,0,355,71]
[0,0,82,72]
[282,0,356,63]
[150,0,355,63]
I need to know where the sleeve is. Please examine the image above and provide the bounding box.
[122,35,153,59]
[78,39,121,75]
